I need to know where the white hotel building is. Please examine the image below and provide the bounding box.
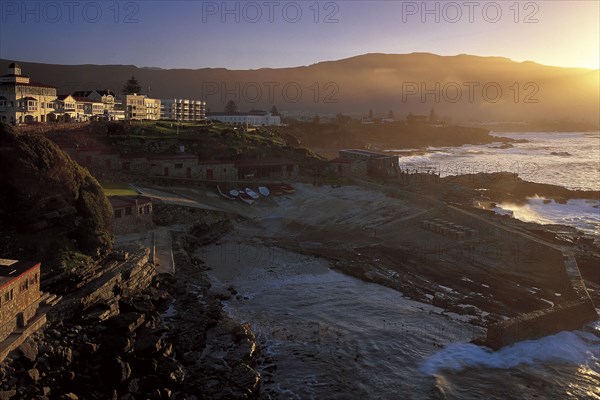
[161,98,206,121]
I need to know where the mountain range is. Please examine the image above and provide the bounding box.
[2,53,598,124]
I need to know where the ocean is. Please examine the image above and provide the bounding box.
[397,131,600,236]
[207,245,600,400]
[208,132,599,399]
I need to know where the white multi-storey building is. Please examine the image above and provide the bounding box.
[161,98,206,121]
[0,63,57,124]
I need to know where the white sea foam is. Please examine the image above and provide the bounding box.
[497,197,600,235]
[419,327,600,376]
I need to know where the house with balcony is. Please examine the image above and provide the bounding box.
[125,94,161,120]
[0,63,57,124]
[54,95,78,121]
[73,90,125,121]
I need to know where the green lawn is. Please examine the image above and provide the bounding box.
[101,182,139,197]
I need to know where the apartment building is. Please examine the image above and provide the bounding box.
[124,94,161,120]
[161,98,206,121]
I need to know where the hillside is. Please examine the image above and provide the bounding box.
[0,123,113,270]
[2,53,598,125]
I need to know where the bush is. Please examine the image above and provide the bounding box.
[0,122,114,265]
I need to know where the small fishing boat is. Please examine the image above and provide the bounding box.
[258,186,270,197]
[245,188,260,200]
[238,191,255,205]
[217,185,236,200]
[280,183,295,194]
[229,189,240,198]
[268,184,284,196]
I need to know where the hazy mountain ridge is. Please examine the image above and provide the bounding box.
[2,53,598,125]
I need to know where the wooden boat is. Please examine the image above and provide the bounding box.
[258,186,270,197]
[217,184,236,200]
[229,189,240,198]
[238,192,255,205]
[245,188,260,200]
[267,184,284,196]
[280,183,295,194]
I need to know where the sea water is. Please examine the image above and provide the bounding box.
[397,131,600,235]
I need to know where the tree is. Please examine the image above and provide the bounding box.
[429,107,438,123]
[122,76,141,95]
[225,100,237,114]
[336,113,351,124]
[270,105,281,116]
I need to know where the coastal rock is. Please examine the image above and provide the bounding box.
[0,390,16,400]
[156,358,185,385]
[133,328,165,354]
[102,357,131,384]
[17,340,39,363]
[26,368,40,382]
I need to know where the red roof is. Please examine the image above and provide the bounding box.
[0,260,40,290]
[197,159,235,165]
[109,196,152,209]
[147,154,198,161]
[235,158,296,167]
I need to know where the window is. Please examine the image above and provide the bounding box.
[175,163,183,169]
[21,279,29,292]
[115,209,122,218]
[4,289,13,303]
[125,207,132,216]
[144,205,150,214]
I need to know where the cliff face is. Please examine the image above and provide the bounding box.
[0,123,113,264]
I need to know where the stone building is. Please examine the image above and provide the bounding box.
[338,149,399,177]
[148,154,199,178]
[109,196,154,235]
[235,159,299,180]
[197,160,237,181]
[0,259,41,342]
[331,157,368,178]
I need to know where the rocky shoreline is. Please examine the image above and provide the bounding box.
[1,213,262,400]
[2,175,598,399]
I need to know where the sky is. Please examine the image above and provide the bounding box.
[1,0,599,70]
